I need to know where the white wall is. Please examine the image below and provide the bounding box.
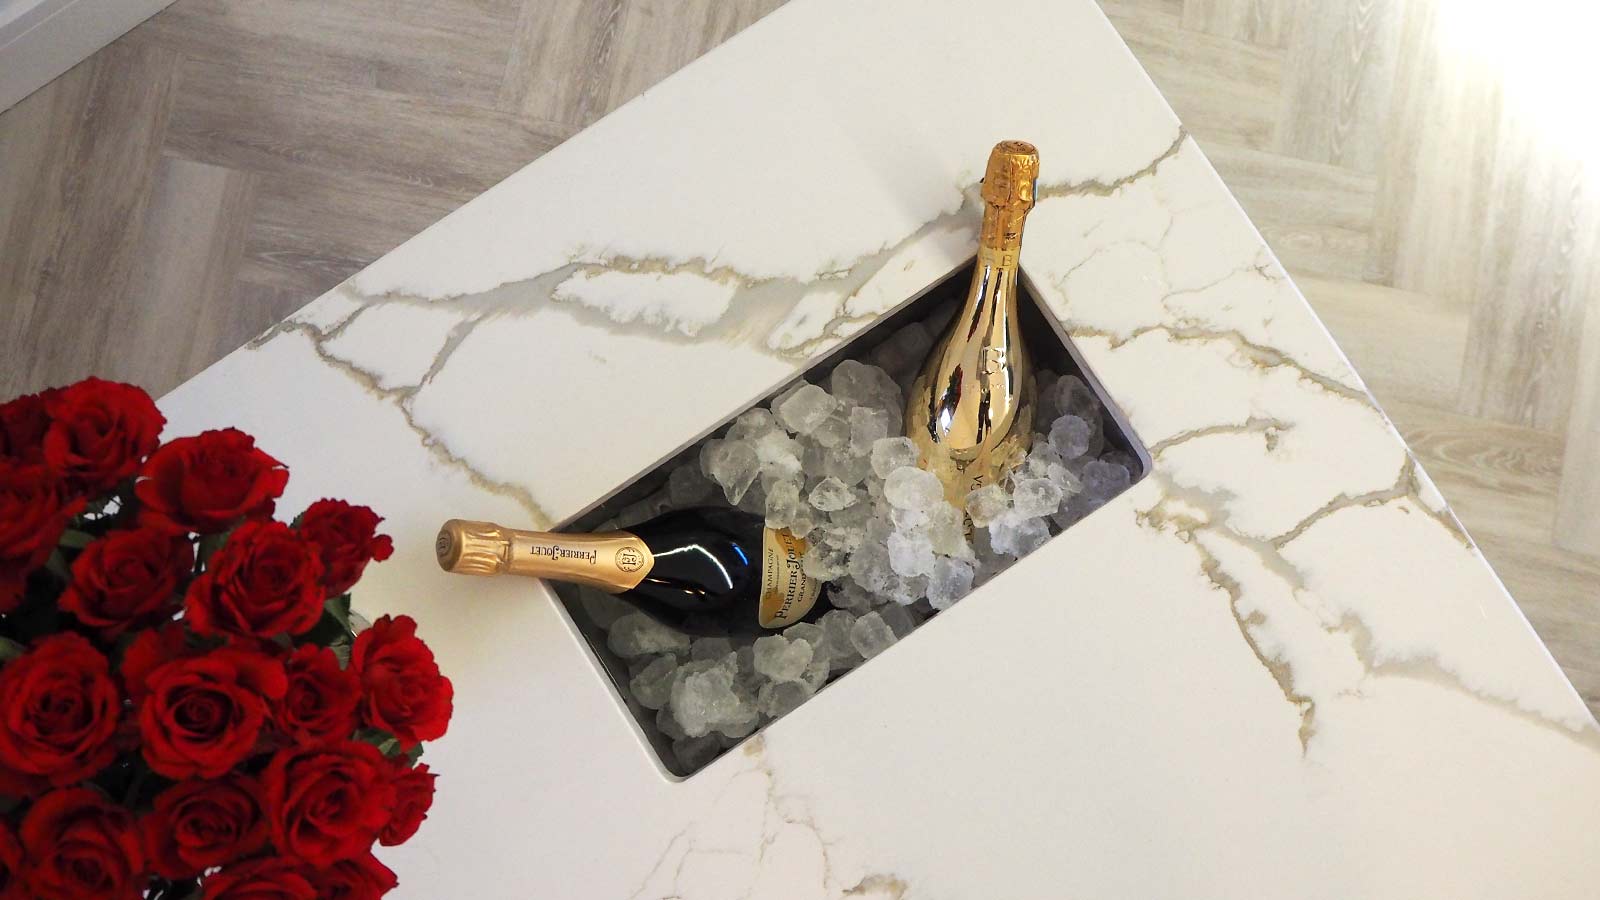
[0,0,177,112]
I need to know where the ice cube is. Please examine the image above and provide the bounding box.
[987,511,1050,557]
[672,735,722,771]
[735,479,767,515]
[849,611,898,659]
[690,636,734,662]
[816,610,860,667]
[811,411,851,449]
[846,543,894,593]
[607,613,691,658]
[890,505,929,533]
[787,505,819,538]
[776,384,838,435]
[799,655,831,692]
[848,407,891,456]
[829,359,903,414]
[702,439,761,504]
[884,575,928,607]
[877,603,918,637]
[765,480,804,531]
[628,656,678,709]
[754,430,804,479]
[1012,478,1065,518]
[758,680,815,718]
[887,531,935,577]
[923,504,972,559]
[884,467,943,511]
[869,322,933,376]
[783,622,823,649]
[1044,375,1100,423]
[1048,415,1093,460]
[926,557,975,610]
[715,695,760,739]
[1023,440,1065,478]
[870,437,920,479]
[1046,462,1082,498]
[728,407,778,441]
[822,447,874,485]
[808,476,858,512]
[667,464,715,506]
[578,588,631,629]
[657,705,688,741]
[964,483,1010,527]
[802,544,848,580]
[669,657,742,738]
[828,580,875,613]
[753,635,813,682]
[1081,459,1132,502]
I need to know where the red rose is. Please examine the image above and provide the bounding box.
[262,741,395,868]
[136,429,287,534]
[0,634,120,793]
[276,645,360,746]
[142,775,269,879]
[380,761,437,846]
[186,521,326,638]
[0,391,54,466]
[351,615,452,749]
[18,788,144,900]
[0,818,23,900]
[42,378,164,494]
[308,852,397,900]
[0,463,85,612]
[120,622,201,703]
[138,647,287,779]
[202,857,316,900]
[60,527,192,637]
[298,499,393,596]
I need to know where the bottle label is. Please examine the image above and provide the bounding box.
[757,528,822,629]
[504,531,653,593]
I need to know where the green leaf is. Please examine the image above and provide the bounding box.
[57,528,96,550]
[44,549,70,581]
[404,743,425,766]
[0,636,24,663]
[195,531,230,563]
[325,594,353,628]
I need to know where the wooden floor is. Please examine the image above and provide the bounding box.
[1,0,1597,712]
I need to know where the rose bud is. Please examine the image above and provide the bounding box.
[262,741,396,868]
[201,857,316,900]
[185,521,326,638]
[137,647,287,779]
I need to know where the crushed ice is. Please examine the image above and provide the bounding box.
[583,319,1137,772]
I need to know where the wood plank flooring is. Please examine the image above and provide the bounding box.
[1,0,1596,712]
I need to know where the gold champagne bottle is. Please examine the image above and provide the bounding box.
[906,140,1040,507]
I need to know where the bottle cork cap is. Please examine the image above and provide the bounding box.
[436,519,509,576]
[980,140,1039,211]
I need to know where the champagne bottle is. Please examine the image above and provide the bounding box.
[435,508,825,635]
[906,140,1041,507]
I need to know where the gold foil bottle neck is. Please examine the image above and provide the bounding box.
[979,140,1039,256]
[436,519,509,576]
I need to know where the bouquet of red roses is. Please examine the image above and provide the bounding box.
[0,377,452,900]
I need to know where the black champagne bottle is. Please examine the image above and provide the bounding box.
[435,508,826,635]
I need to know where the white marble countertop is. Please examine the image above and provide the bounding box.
[160,0,1600,896]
